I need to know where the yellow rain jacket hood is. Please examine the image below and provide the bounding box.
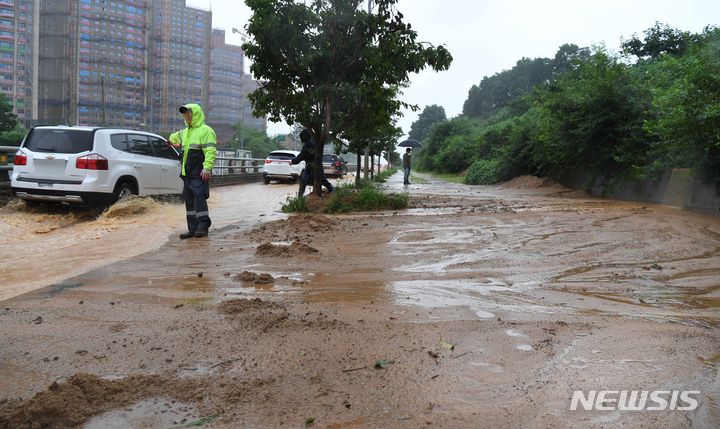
[177,103,217,176]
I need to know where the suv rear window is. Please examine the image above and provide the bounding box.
[268,152,295,161]
[23,129,94,154]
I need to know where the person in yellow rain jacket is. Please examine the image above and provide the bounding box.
[169,103,217,239]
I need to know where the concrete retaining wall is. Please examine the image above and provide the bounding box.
[567,168,719,216]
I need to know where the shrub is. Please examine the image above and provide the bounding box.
[465,158,504,184]
[326,182,408,213]
[281,195,308,213]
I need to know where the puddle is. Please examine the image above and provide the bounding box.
[505,329,526,337]
[515,344,533,351]
[147,274,214,293]
[474,309,496,319]
[83,397,199,429]
[41,281,85,298]
[394,254,487,273]
[392,279,508,304]
[303,279,389,303]
[392,226,485,245]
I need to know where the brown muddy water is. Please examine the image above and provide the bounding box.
[0,182,296,301]
[0,173,719,428]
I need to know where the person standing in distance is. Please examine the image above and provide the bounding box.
[291,128,334,198]
[402,147,412,185]
[169,103,217,239]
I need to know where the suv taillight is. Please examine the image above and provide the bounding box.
[264,159,272,164]
[13,150,27,166]
[76,153,108,170]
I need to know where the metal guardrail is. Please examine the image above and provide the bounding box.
[0,150,269,190]
[212,156,266,175]
[210,156,266,186]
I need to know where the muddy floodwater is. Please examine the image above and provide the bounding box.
[0,173,719,428]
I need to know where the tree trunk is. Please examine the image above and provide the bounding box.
[316,98,332,196]
[355,151,362,186]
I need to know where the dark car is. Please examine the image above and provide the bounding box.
[322,154,348,178]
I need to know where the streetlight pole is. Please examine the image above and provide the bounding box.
[232,27,248,154]
[363,0,373,179]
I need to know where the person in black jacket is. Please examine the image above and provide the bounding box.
[291,128,334,198]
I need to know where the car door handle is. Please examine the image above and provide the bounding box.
[133,164,141,169]
[161,167,169,171]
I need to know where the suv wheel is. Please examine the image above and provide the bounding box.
[114,181,137,202]
[263,176,271,184]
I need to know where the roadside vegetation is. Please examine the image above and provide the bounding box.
[282,179,408,214]
[372,167,398,183]
[411,24,720,191]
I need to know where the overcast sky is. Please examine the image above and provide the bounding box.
[188,0,720,139]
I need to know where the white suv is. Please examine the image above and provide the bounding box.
[262,150,304,184]
[11,126,183,205]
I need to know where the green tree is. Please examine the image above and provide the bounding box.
[621,22,691,60]
[415,117,478,171]
[408,104,446,142]
[462,56,552,120]
[243,0,452,194]
[533,49,651,180]
[0,94,17,132]
[642,26,720,182]
[227,126,284,159]
[551,43,591,75]
[0,125,27,147]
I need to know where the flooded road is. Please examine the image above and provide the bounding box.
[1,173,719,428]
[0,182,297,301]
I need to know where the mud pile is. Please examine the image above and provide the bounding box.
[499,175,566,189]
[0,374,198,429]
[217,298,290,331]
[283,213,338,231]
[256,241,319,257]
[232,271,275,284]
[0,373,273,429]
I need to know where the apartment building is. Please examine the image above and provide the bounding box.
[16,0,262,135]
[240,73,265,133]
[149,0,211,133]
[208,28,243,143]
[38,0,149,128]
[0,0,38,124]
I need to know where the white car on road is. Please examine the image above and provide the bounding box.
[11,126,183,205]
[262,150,304,184]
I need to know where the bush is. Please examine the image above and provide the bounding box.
[465,158,504,184]
[280,195,308,213]
[433,135,480,173]
[325,182,408,213]
[372,167,398,183]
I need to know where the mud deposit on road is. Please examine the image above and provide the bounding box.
[1,175,719,428]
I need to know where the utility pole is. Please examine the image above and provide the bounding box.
[232,28,248,153]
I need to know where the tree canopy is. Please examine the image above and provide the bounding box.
[243,0,452,194]
[225,126,285,159]
[621,22,691,60]
[416,24,719,192]
[408,104,446,142]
